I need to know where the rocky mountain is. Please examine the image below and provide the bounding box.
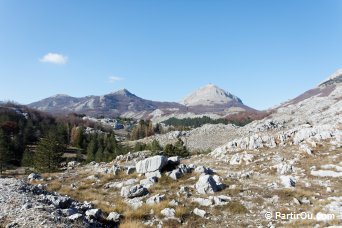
[180,84,242,106]
[132,69,342,152]
[29,89,186,119]
[28,85,258,121]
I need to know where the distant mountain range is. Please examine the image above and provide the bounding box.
[28,84,256,120]
[26,69,342,121]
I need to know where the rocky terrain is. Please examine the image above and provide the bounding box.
[1,70,341,227]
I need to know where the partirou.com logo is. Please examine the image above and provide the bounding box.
[264,211,336,221]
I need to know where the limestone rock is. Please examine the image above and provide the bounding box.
[146,194,165,205]
[193,208,207,218]
[195,175,225,194]
[120,185,149,198]
[107,212,121,223]
[280,176,296,188]
[85,209,102,219]
[161,208,176,218]
[136,155,168,174]
[140,177,158,189]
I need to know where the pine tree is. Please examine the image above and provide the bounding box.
[34,131,66,173]
[95,146,104,162]
[0,129,9,174]
[21,148,33,167]
[86,137,98,162]
[150,139,162,153]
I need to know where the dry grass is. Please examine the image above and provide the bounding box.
[120,219,145,228]
[47,180,62,192]
[225,201,248,214]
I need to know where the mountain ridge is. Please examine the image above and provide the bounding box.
[28,84,255,120]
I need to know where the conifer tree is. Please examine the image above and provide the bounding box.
[21,148,33,167]
[34,131,65,173]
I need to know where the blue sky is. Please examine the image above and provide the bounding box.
[0,0,341,110]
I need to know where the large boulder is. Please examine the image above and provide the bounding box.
[195,175,225,194]
[136,155,168,174]
[120,185,149,198]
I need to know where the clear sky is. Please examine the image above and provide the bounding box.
[0,0,341,110]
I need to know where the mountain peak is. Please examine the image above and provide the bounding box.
[52,94,70,98]
[111,88,135,96]
[180,84,242,106]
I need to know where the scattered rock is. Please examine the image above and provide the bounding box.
[195,175,225,194]
[169,199,179,207]
[67,161,80,169]
[161,208,176,218]
[27,173,42,181]
[68,213,83,221]
[85,209,102,219]
[194,166,212,175]
[146,194,165,205]
[107,212,121,223]
[192,197,213,206]
[120,185,149,198]
[177,186,191,197]
[280,176,296,188]
[193,208,207,218]
[140,177,158,189]
[210,195,231,205]
[169,169,183,180]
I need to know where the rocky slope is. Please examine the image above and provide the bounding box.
[0,177,116,228]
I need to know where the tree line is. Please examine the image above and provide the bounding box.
[162,116,252,128]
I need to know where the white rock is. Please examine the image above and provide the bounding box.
[194,166,212,174]
[210,195,231,205]
[169,169,183,180]
[195,175,224,194]
[311,170,342,177]
[85,209,102,219]
[136,155,168,174]
[145,170,162,179]
[276,163,293,175]
[107,212,121,222]
[120,185,148,198]
[192,197,213,206]
[161,208,176,218]
[300,144,313,155]
[169,199,179,206]
[280,176,296,188]
[193,208,207,218]
[146,194,165,205]
[27,173,42,181]
[140,177,158,189]
[68,213,83,221]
